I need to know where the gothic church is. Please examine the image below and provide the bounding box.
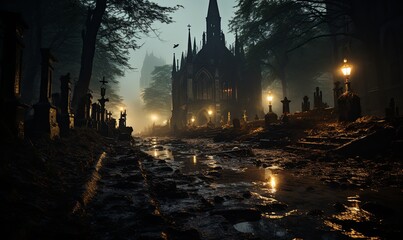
[171,0,262,129]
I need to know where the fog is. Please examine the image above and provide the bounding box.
[118,0,237,134]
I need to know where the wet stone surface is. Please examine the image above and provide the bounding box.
[84,137,402,239]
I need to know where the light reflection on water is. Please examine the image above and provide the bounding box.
[141,138,400,239]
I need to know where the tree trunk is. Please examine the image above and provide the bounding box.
[71,0,107,118]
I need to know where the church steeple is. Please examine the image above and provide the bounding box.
[172,53,176,73]
[206,0,221,44]
[187,25,193,61]
[193,37,197,55]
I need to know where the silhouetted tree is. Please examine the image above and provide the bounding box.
[142,65,172,117]
[72,0,180,120]
[230,0,332,97]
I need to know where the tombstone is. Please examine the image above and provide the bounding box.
[333,81,343,110]
[0,12,28,140]
[233,118,241,129]
[301,96,310,112]
[313,87,324,109]
[338,92,361,122]
[98,77,109,136]
[59,73,74,136]
[119,110,127,129]
[281,97,291,123]
[281,97,291,114]
[385,98,399,121]
[91,102,98,129]
[264,111,278,128]
[33,49,60,139]
[51,93,61,132]
[242,110,248,122]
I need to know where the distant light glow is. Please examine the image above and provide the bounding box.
[341,59,352,77]
[208,110,213,116]
[192,155,197,164]
[151,114,159,122]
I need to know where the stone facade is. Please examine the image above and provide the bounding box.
[171,0,262,129]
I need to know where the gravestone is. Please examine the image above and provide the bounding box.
[337,80,361,122]
[281,97,291,114]
[281,97,291,123]
[59,73,74,136]
[301,96,310,112]
[313,87,323,109]
[33,49,60,139]
[265,102,278,127]
[119,110,127,128]
[91,102,99,129]
[98,77,109,136]
[233,118,241,129]
[333,81,343,110]
[0,12,28,140]
[385,98,399,121]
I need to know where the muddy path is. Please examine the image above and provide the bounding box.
[83,138,402,239]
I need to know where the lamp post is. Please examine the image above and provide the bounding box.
[267,92,274,113]
[208,110,213,123]
[338,58,361,121]
[341,58,352,93]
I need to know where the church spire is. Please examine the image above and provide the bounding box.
[193,37,197,55]
[206,0,221,44]
[172,53,176,73]
[187,25,193,61]
[207,0,220,18]
[181,52,185,68]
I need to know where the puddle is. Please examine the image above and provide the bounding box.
[141,137,403,239]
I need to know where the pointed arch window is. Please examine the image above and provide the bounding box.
[195,71,213,100]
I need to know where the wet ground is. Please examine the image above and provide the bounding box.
[83,137,402,239]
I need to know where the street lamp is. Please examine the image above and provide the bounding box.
[151,114,158,124]
[341,58,352,93]
[208,110,213,123]
[267,92,274,113]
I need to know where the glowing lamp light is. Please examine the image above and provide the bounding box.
[208,110,213,116]
[191,117,195,123]
[151,114,158,122]
[267,95,273,103]
[341,59,352,77]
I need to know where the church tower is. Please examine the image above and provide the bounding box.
[206,0,221,44]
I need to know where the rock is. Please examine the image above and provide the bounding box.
[258,202,288,212]
[207,171,221,178]
[308,209,324,216]
[214,196,225,204]
[242,191,252,199]
[361,201,392,217]
[163,227,201,240]
[158,159,166,164]
[331,203,345,214]
[211,208,261,224]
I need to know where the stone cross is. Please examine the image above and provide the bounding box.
[281,97,291,114]
[301,96,310,112]
[313,87,323,109]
